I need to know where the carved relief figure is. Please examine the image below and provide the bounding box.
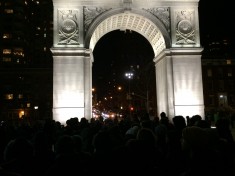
[175,10,196,44]
[144,7,170,33]
[58,10,80,45]
[84,7,111,33]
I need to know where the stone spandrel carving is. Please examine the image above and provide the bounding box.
[84,7,111,33]
[143,7,170,33]
[58,10,80,45]
[175,10,196,45]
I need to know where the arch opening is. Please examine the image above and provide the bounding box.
[88,12,167,118]
[92,30,156,117]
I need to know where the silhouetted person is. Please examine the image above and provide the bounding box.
[181,126,234,176]
[43,135,87,176]
[31,131,55,176]
[1,137,35,176]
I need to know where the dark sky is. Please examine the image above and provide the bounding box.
[198,0,235,45]
[92,31,154,99]
[92,0,235,99]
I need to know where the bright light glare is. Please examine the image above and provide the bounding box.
[174,89,204,119]
[53,108,84,125]
[175,90,198,104]
[175,105,204,120]
[102,112,109,119]
[125,72,133,79]
[53,91,85,125]
[19,111,24,118]
[55,92,84,107]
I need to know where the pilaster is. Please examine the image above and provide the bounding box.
[51,47,92,124]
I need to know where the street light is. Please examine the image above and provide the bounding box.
[125,72,134,117]
[125,72,134,97]
[125,72,133,79]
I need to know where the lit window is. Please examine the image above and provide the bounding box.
[13,48,24,56]
[19,111,24,118]
[44,33,46,37]
[18,94,23,99]
[27,103,31,108]
[3,57,11,62]
[5,94,13,100]
[36,1,39,4]
[218,93,227,106]
[19,76,24,80]
[44,47,47,51]
[4,9,13,14]
[3,33,12,39]
[3,49,11,54]
[227,60,232,64]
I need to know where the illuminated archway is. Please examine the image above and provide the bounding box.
[51,0,204,124]
[86,10,169,57]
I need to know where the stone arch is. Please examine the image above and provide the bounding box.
[84,8,171,56]
[51,0,205,125]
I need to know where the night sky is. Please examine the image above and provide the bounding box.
[92,0,235,100]
[198,0,235,45]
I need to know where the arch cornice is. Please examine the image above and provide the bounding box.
[84,7,171,57]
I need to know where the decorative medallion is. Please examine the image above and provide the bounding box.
[58,10,80,45]
[61,19,77,34]
[178,20,192,34]
[175,10,196,45]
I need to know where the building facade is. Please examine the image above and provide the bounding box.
[0,0,53,123]
[201,36,235,119]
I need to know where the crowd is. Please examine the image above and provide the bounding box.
[0,112,235,176]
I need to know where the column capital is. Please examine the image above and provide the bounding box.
[50,47,91,56]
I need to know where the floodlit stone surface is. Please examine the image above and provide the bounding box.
[51,0,204,124]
